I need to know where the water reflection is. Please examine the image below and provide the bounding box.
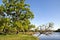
[33,32,60,40]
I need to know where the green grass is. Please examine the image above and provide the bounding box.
[0,34,38,40]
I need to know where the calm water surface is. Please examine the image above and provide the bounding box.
[33,32,60,40]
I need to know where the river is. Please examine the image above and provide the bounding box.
[33,32,60,40]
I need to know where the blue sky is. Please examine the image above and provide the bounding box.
[26,0,60,30]
[0,0,60,30]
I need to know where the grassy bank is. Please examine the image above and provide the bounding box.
[0,34,38,40]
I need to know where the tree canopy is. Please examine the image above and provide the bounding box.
[0,0,34,34]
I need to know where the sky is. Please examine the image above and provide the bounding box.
[26,0,60,30]
[0,0,60,30]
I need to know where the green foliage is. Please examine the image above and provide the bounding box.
[28,24,35,29]
[0,0,34,34]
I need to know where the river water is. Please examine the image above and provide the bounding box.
[33,32,60,40]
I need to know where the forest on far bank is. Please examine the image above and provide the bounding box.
[54,29,60,32]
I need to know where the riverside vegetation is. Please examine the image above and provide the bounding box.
[0,34,38,40]
[0,0,38,40]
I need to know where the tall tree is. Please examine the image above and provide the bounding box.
[0,0,34,34]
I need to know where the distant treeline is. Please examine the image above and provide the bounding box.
[54,29,60,32]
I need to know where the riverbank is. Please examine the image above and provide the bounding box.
[0,34,38,40]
